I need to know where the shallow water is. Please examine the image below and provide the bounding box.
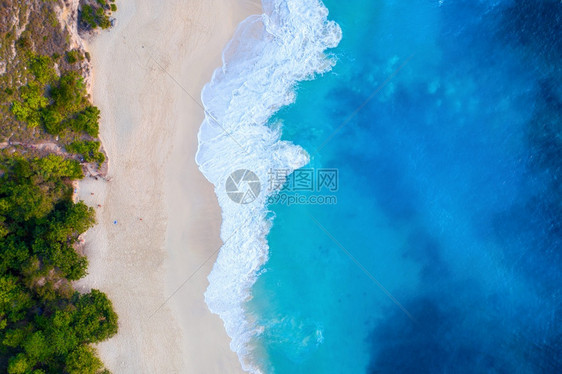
[242,0,562,372]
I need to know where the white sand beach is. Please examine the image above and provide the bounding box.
[74,0,261,372]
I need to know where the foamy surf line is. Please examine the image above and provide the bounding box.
[195,0,341,372]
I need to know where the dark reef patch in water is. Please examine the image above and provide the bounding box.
[366,1,561,373]
[368,298,514,374]
[492,81,562,291]
[368,295,562,373]
[502,0,562,63]
[490,0,562,295]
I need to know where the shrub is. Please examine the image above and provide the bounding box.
[80,5,98,29]
[11,83,48,128]
[66,141,105,164]
[80,4,112,30]
[41,107,65,134]
[95,7,112,29]
[15,36,30,50]
[49,72,88,116]
[35,155,84,180]
[29,55,56,84]
[67,106,101,137]
[65,50,83,64]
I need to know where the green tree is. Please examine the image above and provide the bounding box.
[0,276,32,324]
[65,345,103,374]
[4,183,53,221]
[3,326,31,348]
[7,353,31,374]
[45,309,79,355]
[44,201,95,242]
[23,331,50,362]
[0,237,29,274]
[48,242,89,280]
[75,290,118,342]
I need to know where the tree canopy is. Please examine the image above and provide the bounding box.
[0,156,117,373]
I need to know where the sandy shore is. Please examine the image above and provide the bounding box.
[74,0,260,372]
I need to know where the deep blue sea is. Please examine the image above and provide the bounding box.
[240,0,561,373]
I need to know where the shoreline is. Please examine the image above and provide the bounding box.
[194,0,341,371]
[75,0,260,372]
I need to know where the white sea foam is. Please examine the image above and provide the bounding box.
[196,0,341,372]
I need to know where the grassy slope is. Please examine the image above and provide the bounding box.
[0,1,118,373]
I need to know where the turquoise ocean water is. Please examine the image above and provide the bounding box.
[197,0,561,372]
[232,1,562,373]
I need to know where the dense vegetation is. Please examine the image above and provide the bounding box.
[0,156,118,373]
[0,0,77,143]
[10,53,103,163]
[1,0,108,160]
[0,0,117,372]
[66,141,105,164]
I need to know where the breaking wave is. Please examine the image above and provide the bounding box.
[195,0,341,371]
